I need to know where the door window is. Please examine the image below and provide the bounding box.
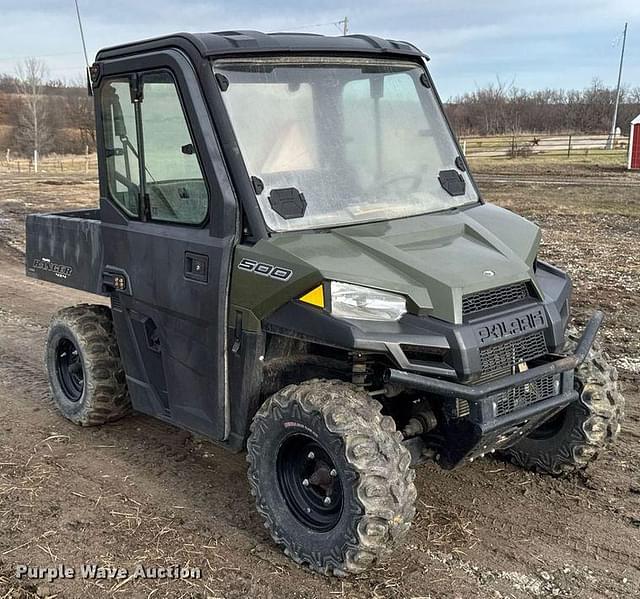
[140,72,208,224]
[100,72,208,225]
[101,80,140,216]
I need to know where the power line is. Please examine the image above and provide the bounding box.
[271,17,350,35]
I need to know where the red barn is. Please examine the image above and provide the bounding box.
[630,114,640,170]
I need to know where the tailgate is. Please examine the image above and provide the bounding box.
[25,209,105,296]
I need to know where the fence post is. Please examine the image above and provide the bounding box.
[567,134,572,158]
[462,139,467,156]
[85,145,89,174]
[33,149,38,174]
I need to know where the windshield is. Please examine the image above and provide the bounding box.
[214,57,478,232]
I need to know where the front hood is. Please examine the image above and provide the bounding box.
[270,203,540,323]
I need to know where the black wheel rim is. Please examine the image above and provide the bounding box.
[55,337,84,402]
[276,435,344,532]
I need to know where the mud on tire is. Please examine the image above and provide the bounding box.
[246,379,416,576]
[504,326,624,475]
[45,304,131,426]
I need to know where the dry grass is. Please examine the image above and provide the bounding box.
[468,150,632,175]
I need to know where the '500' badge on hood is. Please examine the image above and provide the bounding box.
[237,258,292,282]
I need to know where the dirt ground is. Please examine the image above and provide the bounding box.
[0,159,639,599]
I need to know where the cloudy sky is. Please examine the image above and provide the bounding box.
[0,0,638,98]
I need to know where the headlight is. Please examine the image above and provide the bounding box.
[330,282,407,321]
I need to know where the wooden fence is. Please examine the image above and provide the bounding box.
[459,133,630,159]
[0,152,98,174]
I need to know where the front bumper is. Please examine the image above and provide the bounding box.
[387,311,603,468]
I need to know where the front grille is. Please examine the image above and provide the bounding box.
[479,331,547,382]
[462,282,530,316]
[493,375,557,417]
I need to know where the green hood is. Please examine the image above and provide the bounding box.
[268,203,540,324]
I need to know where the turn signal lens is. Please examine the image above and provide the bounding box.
[299,285,325,309]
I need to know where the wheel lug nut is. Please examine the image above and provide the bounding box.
[323,497,331,505]
[302,478,310,487]
[330,469,337,477]
[307,451,315,460]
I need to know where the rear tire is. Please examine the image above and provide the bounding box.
[504,326,624,475]
[45,304,131,426]
[247,379,416,576]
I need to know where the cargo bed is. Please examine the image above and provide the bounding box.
[25,209,106,296]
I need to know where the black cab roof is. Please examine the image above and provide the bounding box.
[96,30,426,62]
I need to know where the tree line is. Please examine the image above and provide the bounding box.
[0,58,94,159]
[2,59,640,159]
[446,78,640,137]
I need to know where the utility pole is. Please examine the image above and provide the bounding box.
[608,22,628,149]
[339,16,349,36]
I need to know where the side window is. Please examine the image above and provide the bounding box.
[101,80,140,216]
[140,72,208,224]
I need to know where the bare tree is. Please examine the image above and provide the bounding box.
[447,79,640,137]
[65,75,95,152]
[15,58,52,171]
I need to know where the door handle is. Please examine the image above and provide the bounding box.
[184,252,209,283]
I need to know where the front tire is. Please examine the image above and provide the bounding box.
[45,304,131,426]
[504,326,624,475]
[247,380,416,576]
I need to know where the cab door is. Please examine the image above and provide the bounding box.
[96,52,237,440]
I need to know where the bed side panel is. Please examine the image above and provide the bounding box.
[25,210,105,296]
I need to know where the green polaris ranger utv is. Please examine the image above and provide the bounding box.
[25,31,624,575]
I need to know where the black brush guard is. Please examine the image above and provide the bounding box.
[387,311,603,468]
